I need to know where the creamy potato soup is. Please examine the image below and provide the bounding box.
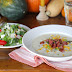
[32,34,72,57]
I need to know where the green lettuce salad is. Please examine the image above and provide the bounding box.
[0,23,27,46]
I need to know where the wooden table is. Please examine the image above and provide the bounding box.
[0,13,65,72]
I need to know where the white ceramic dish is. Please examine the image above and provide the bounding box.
[22,25,72,62]
[0,23,30,48]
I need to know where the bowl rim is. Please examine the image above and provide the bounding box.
[22,24,72,61]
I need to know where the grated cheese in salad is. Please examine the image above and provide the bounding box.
[0,23,27,46]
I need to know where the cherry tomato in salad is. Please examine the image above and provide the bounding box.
[0,29,2,32]
[0,40,7,46]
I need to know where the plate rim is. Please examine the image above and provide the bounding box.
[0,23,30,48]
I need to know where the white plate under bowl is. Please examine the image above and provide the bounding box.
[22,24,72,62]
[0,23,30,48]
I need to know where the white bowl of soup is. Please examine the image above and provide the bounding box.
[22,25,72,62]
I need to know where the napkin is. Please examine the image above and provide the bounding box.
[9,46,72,72]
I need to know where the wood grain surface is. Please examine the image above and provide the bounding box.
[0,13,65,72]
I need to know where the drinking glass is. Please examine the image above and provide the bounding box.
[64,0,72,26]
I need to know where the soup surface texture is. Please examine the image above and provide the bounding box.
[32,34,72,57]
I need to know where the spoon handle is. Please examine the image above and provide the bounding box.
[67,41,72,43]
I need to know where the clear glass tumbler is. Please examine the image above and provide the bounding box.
[64,0,72,26]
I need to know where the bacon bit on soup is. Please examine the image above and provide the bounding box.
[63,41,68,45]
[40,39,68,52]
[59,49,64,52]
[40,41,44,44]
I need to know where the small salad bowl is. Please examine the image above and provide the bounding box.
[0,23,30,48]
